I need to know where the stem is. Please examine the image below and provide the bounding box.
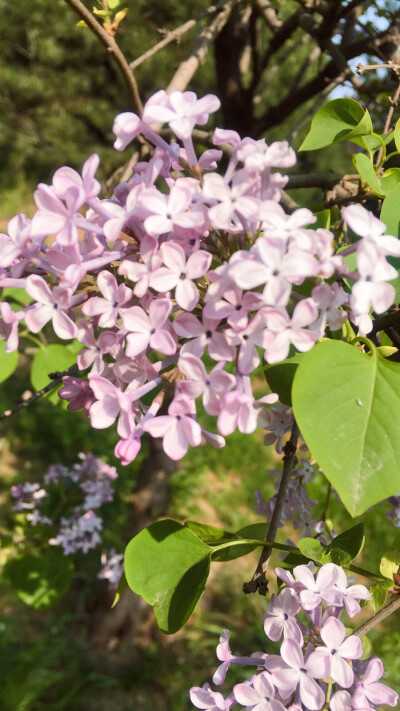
[212,538,299,554]
[64,0,143,115]
[243,419,300,595]
[0,364,79,421]
[354,594,400,639]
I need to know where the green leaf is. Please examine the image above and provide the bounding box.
[292,340,400,516]
[394,118,400,153]
[124,520,211,634]
[111,571,128,608]
[369,579,393,612]
[313,210,331,230]
[380,533,400,579]
[209,522,269,562]
[299,99,372,151]
[380,168,400,194]
[264,352,304,406]
[184,520,237,545]
[1,286,33,306]
[381,183,400,237]
[361,635,373,660]
[327,523,365,565]
[298,538,329,563]
[3,552,74,609]
[235,523,269,540]
[353,153,385,197]
[0,339,18,384]
[31,344,77,403]
[352,131,394,155]
[277,551,312,569]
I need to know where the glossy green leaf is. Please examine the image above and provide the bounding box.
[297,538,329,563]
[353,153,385,197]
[327,523,365,564]
[381,183,400,237]
[380,168,400,194]
[369,580,394,612]
[1,286,33,306]
[31,344,77,403]
[209,522,268,562]
[264,352,304,406]
[292,340,400,516]
[3,552,74,609]
[0,339,18,384]
[313,210,331,230]
[394,118,400,153]
[299,99,372,151]
[352,131,394,156]
[184,520,236,545]
[380,533,400,579]
[124,519,211,634]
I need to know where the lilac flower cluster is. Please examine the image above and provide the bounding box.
[190,563,397,711]
[11,452,117,557]
[1,89,399,467]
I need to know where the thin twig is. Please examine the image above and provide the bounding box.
[129,4,225,70]
[166,0,235,94]
[243,420,300,595]
[356,61,400,75]
[0,364,79,421]
[64,0,143,115]
[376,80,400,167]
[354,594,400,638]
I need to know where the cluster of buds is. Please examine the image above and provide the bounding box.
[190,563,397,711]
[1,90,399,467]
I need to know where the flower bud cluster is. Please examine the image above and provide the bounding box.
[1,90,399,467]
[190,563,397,711]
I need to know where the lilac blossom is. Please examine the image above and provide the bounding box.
[307,617,362,688]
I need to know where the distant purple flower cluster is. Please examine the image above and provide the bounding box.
[190,563,397,711]
[1,88,399,466]
[11,453,118,561]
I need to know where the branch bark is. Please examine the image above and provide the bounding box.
[64,0,143,115]
[243,420,300,595]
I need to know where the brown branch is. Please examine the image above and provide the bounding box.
[166,0,235,94]
[356,61,400,75]
[243,420,300,595]
[354,594,400,639]
[0,364,79,421]
[253,0,282,31]
[129,3,227,71]
[64,0,143,115]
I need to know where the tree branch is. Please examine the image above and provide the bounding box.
[354,594,400,638]
[166,0,235,94]
[64,0,143,115]
[0,364,79,421]
[243,420,300,595]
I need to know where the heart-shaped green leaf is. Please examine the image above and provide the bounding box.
[300,99,372,151]
[264,352,304,405]
[292,340,400,515]
[381,183,400,237]
[0,339,18,385]
[124,520,211,634]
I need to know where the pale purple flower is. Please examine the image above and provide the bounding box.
[142,394,202,460]
[142,184,203,237]
[113,112,142,151]
[343,204,400,258]
[331,566,371,617]
[271,638,326,710]
[234,672,286,711]
[263,587,303,645]
[24,274,77,339]
[121,298,176,357]
[202,172,259,230]
[0,301,23,352]
[352,657,398,709]
[329,690,352,711]
[178,353,235,415]
[217,376,278,436]
[190,683,227,711]
[82,270,132,328]
[311,282,348,335]
[143,90,220,140]
[350,241,397,328]
[150,241,211,310]
[307,617,362,688]
[174,313,235,362]
[263,299,319,364]
[50,510,102,554]
[89,375,136,439]
[98,550,124,588]
[293,563,343,610]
